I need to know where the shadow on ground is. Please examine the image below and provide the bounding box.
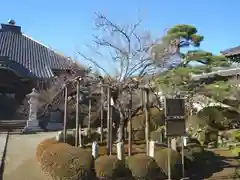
[188,150,240,180]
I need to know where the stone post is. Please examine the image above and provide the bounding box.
[171,138,177,151]
[183,136,188,147]
[149,140,155,157]
[92,141,99,159]
[116,142,124,160]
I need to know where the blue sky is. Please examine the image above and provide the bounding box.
[1,0,240,70]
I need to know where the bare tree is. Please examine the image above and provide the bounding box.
[78,13,171,142]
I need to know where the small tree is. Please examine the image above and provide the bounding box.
[78,13,170,142]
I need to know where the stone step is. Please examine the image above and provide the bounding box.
[0,120,27,132]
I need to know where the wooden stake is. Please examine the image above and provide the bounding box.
[144,88,150,155]
[88,92,92,138]
[63,85,68,143]
[100,81,104,143]
[75,80,80,147]
[107,85,111,155]
[128,89,132,156]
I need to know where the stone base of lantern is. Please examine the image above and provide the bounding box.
[22,119,43,133]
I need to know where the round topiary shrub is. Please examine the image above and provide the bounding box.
[40,143,94,180]
[154,148,182,180]
[36,138,59,162]
[127,154,164,180]
[95,155,125,180]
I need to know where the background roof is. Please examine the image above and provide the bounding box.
[0,22,73,79]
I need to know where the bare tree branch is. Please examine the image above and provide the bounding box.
[77,12,172,142]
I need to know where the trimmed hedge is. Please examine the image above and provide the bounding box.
[154,148,182,180]
[127,154,164,180]
[150,130,164,143]
[131,108,165,141]
[95,155,125,180]
[36,138,59,162]
[199,126,218,145]
[40,143,94,180]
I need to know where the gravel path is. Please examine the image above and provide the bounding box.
[3,132,56,178]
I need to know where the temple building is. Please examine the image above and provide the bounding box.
[0,19,78,119]
[221,46,240,62]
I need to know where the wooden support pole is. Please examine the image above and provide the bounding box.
[63,85,68,143]
[144,88,150,155]
[75,80,80,147]
[110,96,113,155]
[107,85,111,155]
[128,89,132,156]
[100,81,104,143]
[88,91,92,138]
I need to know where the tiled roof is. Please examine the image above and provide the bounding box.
[221,46,240,56]
[191,67,240,80]
[0,22,73,79]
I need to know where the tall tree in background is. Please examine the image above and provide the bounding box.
[151,24,204,67]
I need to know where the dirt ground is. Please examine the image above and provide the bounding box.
[3,132,57,180]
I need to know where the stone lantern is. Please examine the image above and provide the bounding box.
[23,88,42,132]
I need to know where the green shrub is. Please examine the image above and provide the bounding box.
[150,130,164,143]
[150,108,165,129]
[133,130,145,141]
[95,155,125,180]
[197,107,225,129]
[187,115,205,130]
[36,138,59,162]
[198,126,218,145]
[127,154,164,180]
[231,147,240,157]
[154,148,182,180]
[40,143,94,180]
[187,138,201,145]
[232,130,240,142]
[131,108,164,133]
